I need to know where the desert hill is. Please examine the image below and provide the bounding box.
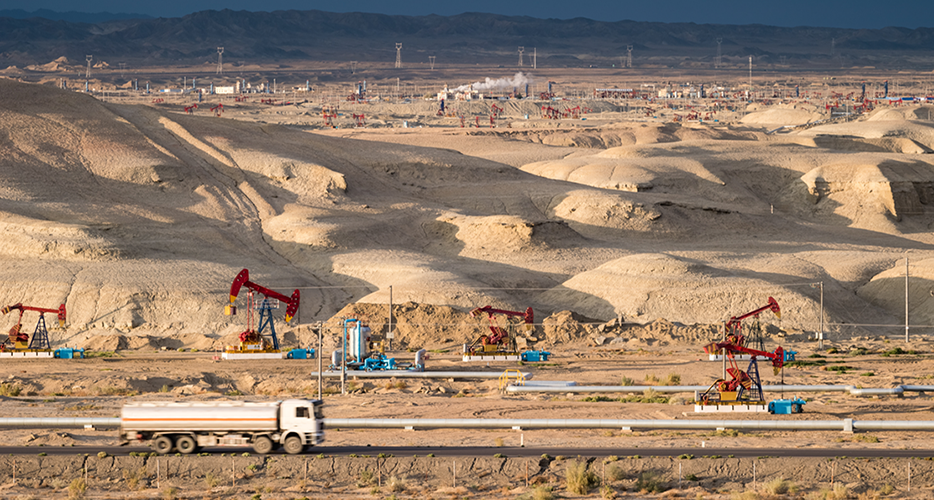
[1,10,934,68]
[0,78,933,349]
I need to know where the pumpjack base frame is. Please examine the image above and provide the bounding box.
[0,350,53,358]
[694,403,768,413]
[222,350,283,360]
[708,354,766,361]
[463,353,520,362]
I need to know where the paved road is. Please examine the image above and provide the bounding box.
[5,446,934,458]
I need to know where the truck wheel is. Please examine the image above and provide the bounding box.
[253,436,274,455]
[792,403,802,413]
[284,435,304,455]
[176,435,197,454]
[153,436,173,454]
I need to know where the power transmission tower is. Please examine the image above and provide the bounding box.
[351,61,358,74]
[626,45,633,68]
[518,46,525,67]
[533,47,537,69]
[831,38,835,56]
[716,38,722,69]
[216,47,224,74]
[395,43,403,69]
[85,55,92,79]
[429,56,436,70]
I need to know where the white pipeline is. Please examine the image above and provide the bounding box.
[0,417,931,433]
[505,384,934,395]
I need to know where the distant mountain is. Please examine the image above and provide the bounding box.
[0,8,152,24]
[0,9,931,69]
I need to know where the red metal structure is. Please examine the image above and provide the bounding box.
[322,106,337,128]
[467,306,533,354]
[210,103,224,116]
[699,340,786,405]
[184,104,198,114]
[723,297,780,348]
[1,303,66,350]
[490,103,504,118]
[352,113,366,127]
[226,269,299,351]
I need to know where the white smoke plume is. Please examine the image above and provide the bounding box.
[455,72,533,93]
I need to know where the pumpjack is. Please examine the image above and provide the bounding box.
[0,302,66,357]
[696,340,786,412]
[463,306,533,361]
[223,268,299,360]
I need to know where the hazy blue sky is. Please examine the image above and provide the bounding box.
[2,0,930,29]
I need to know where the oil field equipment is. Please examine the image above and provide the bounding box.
[463,306,534,361]
[223,268,299,360]
[0,302,66,357]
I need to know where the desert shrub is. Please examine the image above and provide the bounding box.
[807,484,849,500]
[204,473,219,489]
[357,469,375,487]
[162,486,179,500]
[565,460,600,494]
[68,479,87,500]
[644,374,659,384]
[601,484,616,499]
[494,437,504,447]
[50,478,67,490]
[634,471,665,493]
[387,475,406,493]
[663,373,681,386]
[879,483,894,495]
[0,384,22,397]
[763,477,797,495]
[123,466,149,491]
[620,376,634,386]
[620,388,669,404]
[605,462,626,481]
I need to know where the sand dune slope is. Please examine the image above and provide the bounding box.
[0,79,932,346]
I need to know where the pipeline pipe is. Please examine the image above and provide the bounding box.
[0,418,121,428]
[0,417,931,433]
[325,418,934,432]
[311,371,533,379]
[506,384,925,395]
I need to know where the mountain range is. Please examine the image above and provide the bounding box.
[0,9,932,69]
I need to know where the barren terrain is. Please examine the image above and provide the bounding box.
[1,68,934,498]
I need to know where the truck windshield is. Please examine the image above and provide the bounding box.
[296,407,309,418]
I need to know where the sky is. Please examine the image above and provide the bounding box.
[1,0,931,29]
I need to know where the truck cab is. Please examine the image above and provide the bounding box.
[279,399,325,450]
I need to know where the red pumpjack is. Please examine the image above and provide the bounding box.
[226,269,299,352]
[465,306,533,357]
[1,303,66,351]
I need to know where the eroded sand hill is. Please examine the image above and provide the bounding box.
[0,78,933,348]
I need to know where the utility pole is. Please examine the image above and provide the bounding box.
[716,38,722,69]
[906,252,910,342]
[533,47,537,69]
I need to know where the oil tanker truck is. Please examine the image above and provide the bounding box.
[121,399,323,455]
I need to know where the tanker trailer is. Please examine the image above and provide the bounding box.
[122,399,323,455]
